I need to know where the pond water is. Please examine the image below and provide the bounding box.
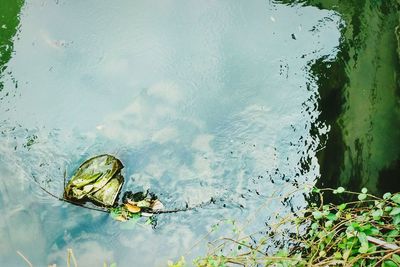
[0,0,341,265]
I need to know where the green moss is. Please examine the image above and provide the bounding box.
[0,0,24,91]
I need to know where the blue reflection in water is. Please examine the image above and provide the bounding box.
[0,0,341,265]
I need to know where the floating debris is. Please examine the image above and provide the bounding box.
[62,155,165,224]
[109,190,164,222]
[151,200,165,211]
[64,154,124,207]
[125,203,141,213]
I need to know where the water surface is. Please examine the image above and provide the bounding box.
[0,1,341,265]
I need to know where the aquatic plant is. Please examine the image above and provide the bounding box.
[169,188,400,266]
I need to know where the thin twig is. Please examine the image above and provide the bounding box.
[63,168,67,191]
[33,174,215,215]
[221,237,265,255]
[32,177,109,213]
[67,248,78,267]
[371,248,400,266]
[225,259,245,266]
[16,251,33,267]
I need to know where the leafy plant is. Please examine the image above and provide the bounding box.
[169,188,400,266]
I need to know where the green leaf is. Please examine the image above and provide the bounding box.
[312,211,323,220]
[391,194,400,204]
[342,250,350,260]
[308,230,314,237]
[276,250,289,257]
[110,263,117,267]
[346,225,355,237]
[326,213,337,221]
[394,214,400,225]
[168,257,185,267]
[358,193,367,201]
[375,201,384,209]
[390,207,400,216]
[361,188,368,194]
[388,230,399,237]
[358,232,368,247]
[338,203,347,211]
[386,230,399,242]
[385,206,393,212]
[317,231,325,239]
[382,260,398,267]
[325,221,333,228]
[358,245,368,254]
[333,252,342,259]
[368,244,377,253]
[371,209,383,220]
[312,188,320,193]
[109,207,122,219]
[336,187,345,193]
[392,254,400,265]
[383,192,392,200]
[359,223,371,232]
[364,227,380,236]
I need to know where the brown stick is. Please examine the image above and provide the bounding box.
[367,236,400,251]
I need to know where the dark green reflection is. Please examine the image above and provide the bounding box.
[0,0,24,91]
[280,0,400,194]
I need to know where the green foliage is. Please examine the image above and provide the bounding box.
[168,257,186,267]
[169,188,400,266]
[0,0,24,92]
[333,187,345,194]
[194,256,227,267]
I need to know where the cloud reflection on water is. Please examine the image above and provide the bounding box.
[0,0,343,265]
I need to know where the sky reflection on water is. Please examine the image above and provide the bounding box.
[0,0,341,265]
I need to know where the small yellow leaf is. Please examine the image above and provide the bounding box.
[125,203,141,213]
